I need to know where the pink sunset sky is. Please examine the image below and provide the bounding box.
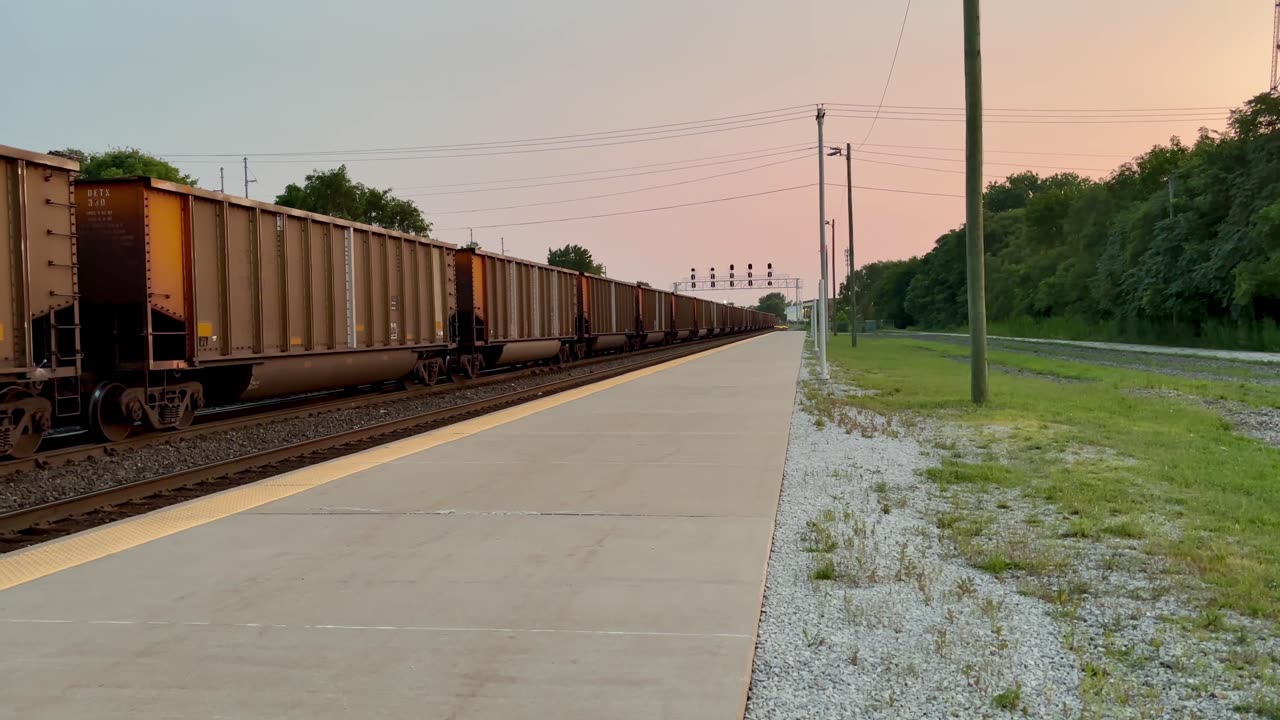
[2,1,1269,306]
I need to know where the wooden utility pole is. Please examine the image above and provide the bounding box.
[963,0,989,404]
[845,142,856,347]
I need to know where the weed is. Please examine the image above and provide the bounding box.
[874,480,889,495]
[956,575,977,598]
[811,556,838,581]
[803,517,839,553]
[848,644,860,666]
[1197,607,1228,632]
[992,683,1022,711]
[801,626,825,648]
[1103,517,1148,539]
[979,596,1002,624]
[1235,695,1280,720]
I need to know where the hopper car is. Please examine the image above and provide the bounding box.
[0,144,776,457]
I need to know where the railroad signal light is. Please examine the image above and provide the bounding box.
[730,280,735,287]
[711,281,716,287]
[767,262,773,279]
[748,280,754,286]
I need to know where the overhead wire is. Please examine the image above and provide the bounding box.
[435,181,958,231]
[827,111,1226,125]
[402,147,813,197]
[392,143,814,191]
[853,0,913,149]
[426,155,810,214]
[165,106,812,158]
[173,115,810,164]
[826,102,1233,113]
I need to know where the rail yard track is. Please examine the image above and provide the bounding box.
[0,339,696,477]
[0,331,766,552]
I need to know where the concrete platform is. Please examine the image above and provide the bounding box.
[0,332,803,719]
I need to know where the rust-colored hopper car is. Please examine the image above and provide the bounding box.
[75,176,455,441]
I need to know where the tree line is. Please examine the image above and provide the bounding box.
[842,93,1280,350]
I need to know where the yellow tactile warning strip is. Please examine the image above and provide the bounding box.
[0,337,761,592]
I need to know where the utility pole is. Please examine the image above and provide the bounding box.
[501,236,505,255]
[242,157,256,198]
[830,217,838,335]
[219,167,225,194]
[1168,175,1176,220]
[845,142,857,347]
[1273,0,1279,93]
[964,0,989,404]
[815,106,829,380]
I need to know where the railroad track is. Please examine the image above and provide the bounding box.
[0,337,725,477]
[0,331,766,551]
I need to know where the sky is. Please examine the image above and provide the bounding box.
[0,0,1269,307]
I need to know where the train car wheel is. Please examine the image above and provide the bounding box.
[0,388,45,458]
[89,382,135,442]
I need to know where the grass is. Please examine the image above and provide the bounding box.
[991,683,1022,711]
[819,335,1280,621]
[1235,695,1280,720]
[982,314,1280,353]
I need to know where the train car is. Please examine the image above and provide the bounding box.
[75,177,455,441]
[578,273,639,354]
[694,297,719,338]
[638,287,672,347]
[728,304,746,332]
[673,294,697,341]
[454,249,577,375]
[0,146,81,457]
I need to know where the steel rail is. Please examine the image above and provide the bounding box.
[0,332,767,544]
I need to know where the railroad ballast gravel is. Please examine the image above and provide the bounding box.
[0,346,711,513]
[746,359,1081,719]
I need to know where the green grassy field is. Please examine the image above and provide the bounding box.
[982,316,1280,353]
[818,335,1280,621]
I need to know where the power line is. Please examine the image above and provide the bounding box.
[835,107,1223,119]
[393,143,813,191]
[853,0,913,149]
[436,180,959,231]
[172,115,810,165]
[827,102,1234,112]
[402,147,813,198]
[827,111,1227,125]
[854,148,1112,172]
[426,155,809,214]
[165,106,811,158]
[437,184,816,230]
[846,141,1132,159]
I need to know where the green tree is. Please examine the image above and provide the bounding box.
[56,147,196,185]
[848,92,1280,349]
[276,165,430,235]
[546,244,605,274]
[755,292,788,321]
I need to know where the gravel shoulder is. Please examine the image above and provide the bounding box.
[746,346,1280,719]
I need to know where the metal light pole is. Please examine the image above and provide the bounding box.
[815,106,829,380]
[964,0,990,404]
[826,144,858,346]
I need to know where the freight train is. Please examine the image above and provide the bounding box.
[0,145,776,458]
